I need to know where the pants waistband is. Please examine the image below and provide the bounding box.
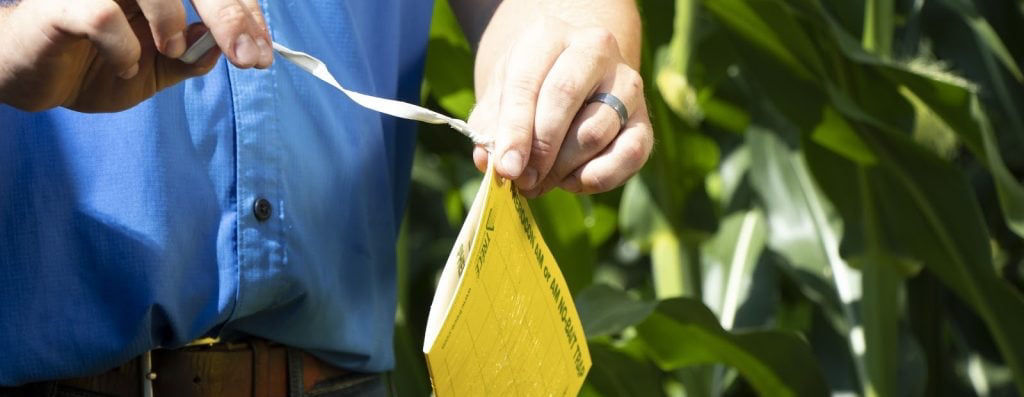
[1,338,391,397]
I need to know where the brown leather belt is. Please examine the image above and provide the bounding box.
[29,338,364,397]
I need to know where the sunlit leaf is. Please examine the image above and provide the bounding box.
[700,209,767,329]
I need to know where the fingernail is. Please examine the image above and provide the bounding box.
[164,32,186,58]
[519,167,538,190]
[119,63,139,79]
[233,33,259,66]
[562,177,582,193]
[255,37,273,68]
[501,150,524,178]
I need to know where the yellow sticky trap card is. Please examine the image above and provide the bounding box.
[423,161,591,396]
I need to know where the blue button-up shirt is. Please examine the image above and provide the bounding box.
[0,0,431,385]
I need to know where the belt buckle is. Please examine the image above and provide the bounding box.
[140,337,224,396]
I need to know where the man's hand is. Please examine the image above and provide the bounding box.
[457,0,653,197]
[0,0,273,112]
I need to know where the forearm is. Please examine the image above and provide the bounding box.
[453,0,642,95]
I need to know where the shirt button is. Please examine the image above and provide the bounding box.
[253,198,272,222]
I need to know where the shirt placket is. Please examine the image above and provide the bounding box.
[228,53,285,320]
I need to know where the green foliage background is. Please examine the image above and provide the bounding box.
[394,0,1024,395]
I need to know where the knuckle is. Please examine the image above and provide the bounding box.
[243,2,267,31]
[159,12,187,33]
[84,2,122,31]
[575,119,616,152]
[530,136,557,161]
[623,67,644,94]
[581,172,611,193]
[216,2,250,30]
[142,1,186,31]
[533,112,562,137]
[502,82,540,112]
[584,28,618,53]
[621,135,652,164]
[501,120,534,141]
[507,76,538,98]
[548,77,581,104]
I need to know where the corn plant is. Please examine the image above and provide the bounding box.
[394,0,1024,395]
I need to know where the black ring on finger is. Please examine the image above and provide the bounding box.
[587,93,629,130]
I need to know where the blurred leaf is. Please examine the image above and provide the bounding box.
[411,148,453,192]
[585,202,618,247]
[657,0,702,123]
[583,343,667,397]
[531,190,595,293]
[443,189,463,227]
[862,0,894,57]
[652,230,695,299]
[700,209,767,329]
[809,106,877,165]
[458,177,482,211]
[424,0,475,119]
[936,0,1024,82]
[393,321,432,397]
[902,87,959,159]
[637,298,830,396]
[394,218,431,397]
[620,177,670,249]
[707,145,751,210]
[700,0,826,80]
[575,284,657,338]
[854,255,904,397]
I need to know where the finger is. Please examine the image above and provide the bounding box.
[536,63,645,193]
[136,0,187,57]
[153,23,223,90]
[495,17,568,181]
[58,0,142,78]
[468,84,500,173]
[473,146,489,173]
[526,30,617,190]
[237,0,267,32]
[191,0,272,68]
[237,0,271,66]
[560,102,653,194]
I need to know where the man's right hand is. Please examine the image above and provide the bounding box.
[0,0,273,113]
